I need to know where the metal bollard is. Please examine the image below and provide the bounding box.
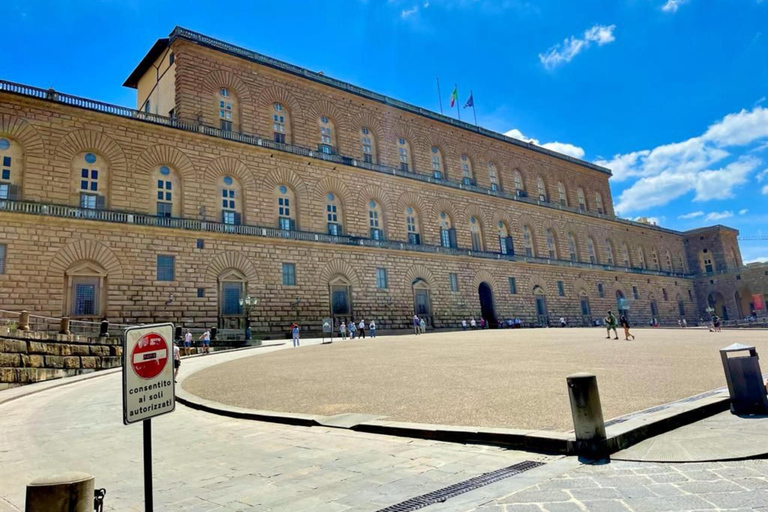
[25,472,94,512]
[19,310,31,332]
[59,317,71,335]
[567,372,608,458]
[99,319,109,338]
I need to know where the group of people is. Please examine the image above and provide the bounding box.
[339,319,377,339]
[460,317,499,330]
[603,311,635,341]
[412,315,427,334]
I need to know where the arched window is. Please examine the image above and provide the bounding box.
[0,137,22,200]
[568,233,578,262]
[431,146,445,179]
[557,182,567,206]
[74,151,107,210]
[488,162,500,191]
[621,242,631,267]
[326,192,343,236]
[546,228,557,259]
[368,200,384,240]
[318,116,336,154]
[272,102,291,143]
[513,170,525,196]
[469,216,483,251]
[651,248,659,270]
[587,237,598,264]
[405,206,421,245]
[217,87,238,132]
[153,165,180,218]
[577,188,587,212]
[522,225,535,257]
[638,247,647,269]
[276,184,296,231]
[665,250,673,271]
[498,221,514,255]
[66,260,107,318]
[439,212,456,248]
[595,192,604,214]
[604,239,615,266]
[461,154,474,185]
[219,175,242,225]
[361,127,376,164]
[397,137,412,172]
[537,176,548,202]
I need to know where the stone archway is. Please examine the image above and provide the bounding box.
[533,285,548,327]
[708,291,728,320]
[478,282,496,327]
[412,278,433,327]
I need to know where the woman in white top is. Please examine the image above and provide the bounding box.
[340,321,347,340]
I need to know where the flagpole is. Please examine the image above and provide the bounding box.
[471,90,478,127]
[436,78,444,115]
[455,84,461,121]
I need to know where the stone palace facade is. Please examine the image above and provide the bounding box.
[0,27,763,333]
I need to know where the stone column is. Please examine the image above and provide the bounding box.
[25,472,94,512]
[59,317,71,335]
[567,372,607,458]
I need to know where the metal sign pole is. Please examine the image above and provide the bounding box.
[144,419,153,512]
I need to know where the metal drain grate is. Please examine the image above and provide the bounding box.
[375,460,545,512]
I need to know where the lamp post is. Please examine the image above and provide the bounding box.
[239,295,258,341]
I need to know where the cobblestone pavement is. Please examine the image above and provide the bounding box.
[467,459,768,512]
[0,344,553,512]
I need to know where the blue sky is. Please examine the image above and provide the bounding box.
[3,0,768,260]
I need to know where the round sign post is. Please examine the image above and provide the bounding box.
[131,333,169,380]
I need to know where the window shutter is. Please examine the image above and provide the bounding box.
[221,210,227,223]
[505,236,515,255]
[7,184,20,200]
[233,212,242,226]
[95,195,106,210]
[449,228,457,248]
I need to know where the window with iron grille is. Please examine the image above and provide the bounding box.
[557,281,565,296]
[449,273,459,292]
[0,244,6,274]
[376,268,388,289]
[508,277,517,294]
[282,263,296,286]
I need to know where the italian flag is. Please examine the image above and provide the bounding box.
[450,86,458,108]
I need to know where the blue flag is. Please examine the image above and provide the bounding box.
[463,92,474,108]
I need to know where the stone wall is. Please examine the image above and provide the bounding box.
[0,331,122,390]
[693,263,768,321]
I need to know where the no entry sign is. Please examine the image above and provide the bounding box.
[123,323,175,425]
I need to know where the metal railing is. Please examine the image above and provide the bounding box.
[0,199,694,278]
[0,78,685,238]
[0,309,130,338]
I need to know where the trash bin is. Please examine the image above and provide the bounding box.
[720,343,768,415]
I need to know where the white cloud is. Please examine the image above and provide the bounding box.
[763,185,768,195]
[632,216,664,225]
[662,0,688,13]
[401,6,418,18]
[678,211,705,219]
[705,211,734,221]
[746,257,768,264]
[505,129,586,159]
[539,24,616,70]
[740,209,749,215]
[599,107,768,214]
[757,169,768,182]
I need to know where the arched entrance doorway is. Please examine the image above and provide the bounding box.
[329,274,353,323]
[708,291,728,320]
[533,286,548,326]
[478,282,496,327]
[650,300,659,321]
[677,296,686,319]
[579,291,592,326]
[616,290,629,320]
[735,287,754,319]
[412,278,433,326]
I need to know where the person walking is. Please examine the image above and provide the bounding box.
[413,315,420,335]
[292,323,300,347]
[461,319,467,330]
[340,320,347,340]
[470,317,477,329]
[173,342,181,382]
[349,321,357,339]
[369,320,376,338]
[559,316,567,328]
[620,314,635,340]
[199,329,211,354]
[419,317,426,334]
[604,311,619,340]
[682,318,687,328]
[358,319,366,339]
[184,329,192,349]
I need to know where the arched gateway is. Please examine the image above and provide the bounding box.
[478,282,496,327]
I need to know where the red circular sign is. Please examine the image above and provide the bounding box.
[131,332,169,380]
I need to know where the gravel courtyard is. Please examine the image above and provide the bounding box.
[182,327,768,431]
